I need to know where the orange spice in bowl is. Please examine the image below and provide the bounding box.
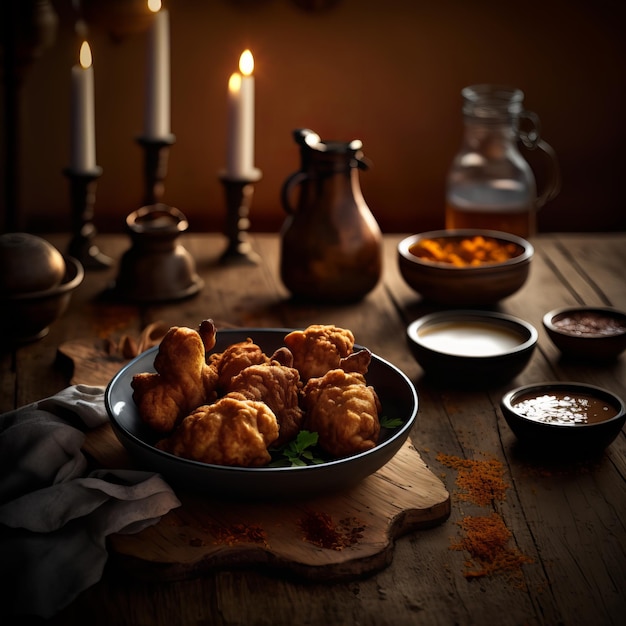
[409,235,522,266]
[397,229,533,305]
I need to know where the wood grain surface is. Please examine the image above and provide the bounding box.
[3,233,624,626]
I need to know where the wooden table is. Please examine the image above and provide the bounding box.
[2,232,625,626]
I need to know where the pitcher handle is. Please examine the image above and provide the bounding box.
[534,138,561,209]
[519,110,561,210]
[281,171,308,215]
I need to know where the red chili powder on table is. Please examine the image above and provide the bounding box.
[298,511,365,550]
[437,452,533,581]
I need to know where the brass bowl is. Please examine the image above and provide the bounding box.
[0,256,84,343]
[0,232,66,295]
[398,229,533,305]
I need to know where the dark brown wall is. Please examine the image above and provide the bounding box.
[2,0,625,235]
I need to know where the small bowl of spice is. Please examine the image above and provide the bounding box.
[543,306,626,360]
[398,229,533,305]
[501,382,626,456]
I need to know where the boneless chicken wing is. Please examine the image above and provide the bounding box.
[284,324,356,380]
[303,369,381,457]
[227,363,304,446]
[156,393,279,467]
[131,324,219,433]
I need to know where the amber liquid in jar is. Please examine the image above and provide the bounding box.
[445,204,534,239]
[445,181,535,238]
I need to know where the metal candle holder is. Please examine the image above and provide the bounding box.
[64,166,112,269]
[219,170,262,264]
[136,134,176,206]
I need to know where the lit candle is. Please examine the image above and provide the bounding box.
[227,49,256,179]
[143,0,171,139]
[70,40,96,172]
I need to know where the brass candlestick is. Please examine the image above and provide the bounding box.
[136,134,175,206]
[64,166,112,269]
[219,170,262,264]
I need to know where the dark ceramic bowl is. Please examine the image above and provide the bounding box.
[501,382,626,456]
[0,256,84,343]
[543,306,626,360]
[398,229,533,305]
[407,310,537,386]
[105,328,418,499]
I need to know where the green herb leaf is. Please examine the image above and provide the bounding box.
[293,430,319,452]
[380,415,403,429]
[269,430,326,467]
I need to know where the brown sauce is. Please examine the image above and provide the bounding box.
[513,391,618,425]
[553,311,626,337]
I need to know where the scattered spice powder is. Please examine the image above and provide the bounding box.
[437,453,533,582]
[298,511,365,551]
[437,453,509,506]
[213,523,268,546]
[451,512,533,579]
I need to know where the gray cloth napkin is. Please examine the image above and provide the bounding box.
[0,385,181,618]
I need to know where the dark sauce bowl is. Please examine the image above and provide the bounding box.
[501,382,626,457]
[543,306,626,360]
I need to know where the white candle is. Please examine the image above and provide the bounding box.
[143,0,171,139]
[227,49,256,179]
[70,40,96,172]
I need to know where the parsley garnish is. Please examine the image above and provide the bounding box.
[269,430,326,467]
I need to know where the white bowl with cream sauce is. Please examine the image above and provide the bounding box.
[407,310,538,386]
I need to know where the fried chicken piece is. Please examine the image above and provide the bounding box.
[303,369,381,458]
[228,363,304,446]
[284,324,356,380]
[209,338,270,392]
[131,325,219,433]
[156,392,279,467]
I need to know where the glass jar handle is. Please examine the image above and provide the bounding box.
[520,110,561,209]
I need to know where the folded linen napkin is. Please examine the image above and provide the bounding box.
[0,385,181,619]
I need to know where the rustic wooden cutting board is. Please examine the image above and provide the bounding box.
[65,339,451,582]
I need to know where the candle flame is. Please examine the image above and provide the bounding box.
[79,41,92,69]
[148,0,162,13]
[228,72,242,93]
[239,50,254,77]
